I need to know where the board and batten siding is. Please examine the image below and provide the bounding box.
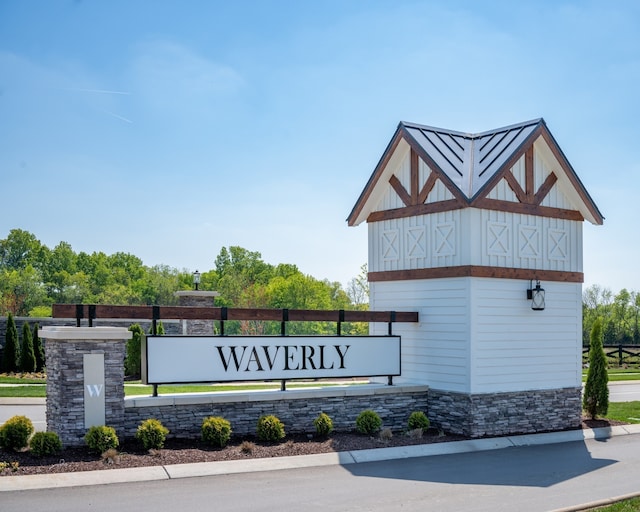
[369,278,470,392]
[369,278,582,394]
[368,209,582,274]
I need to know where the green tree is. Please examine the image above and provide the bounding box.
[583,318,609,419]
[0,229,45,271]
[214,246,274,307]
[33,322,45,372]
[603,319,617,345]
[346,264,369,307]
[139,264,182,305]
[1,313,20,372]
[126,324,144,377]
[20,321,36,372]
[0,266,47,316]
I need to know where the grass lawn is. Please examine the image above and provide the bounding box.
[606,402,640,424]
[582,369,640,382]
[0,376,364,398]
[585,496,640,511]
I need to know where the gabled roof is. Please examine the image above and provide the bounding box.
[402,119,541,199]
[347,118,604,226]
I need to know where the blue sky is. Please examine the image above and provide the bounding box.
[0,0,638,291]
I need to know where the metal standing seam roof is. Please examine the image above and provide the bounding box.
[347,118,604,227]
[400,118,543,200]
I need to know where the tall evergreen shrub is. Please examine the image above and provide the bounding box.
[148,321,165,335]
[33,322,45,372]
[20,321,36,372]
[1,313,20,373]
[126,324,144,378]
[583,318,609,419]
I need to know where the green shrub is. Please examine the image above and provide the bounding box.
[313,412,334,437]
[125,324,144,378]
[355,410,382,435]
[256,415,285,442]
[84,425,119,454]
[33,322,46,372]
[584,318,609,419]
[20,321,36,373]
[0,415,34,451]
[407,411,430,431]
[201,416,232,448]
[1,313,20,373]
[135,419,169,450]
[29,432,62,457]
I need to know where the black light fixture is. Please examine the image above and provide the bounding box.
[193,270,201,291]
[527,279,545,311]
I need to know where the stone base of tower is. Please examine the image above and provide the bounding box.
[427,387,582,438]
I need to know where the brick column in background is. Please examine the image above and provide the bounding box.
[39,326,132,446]
[174,291,219,335]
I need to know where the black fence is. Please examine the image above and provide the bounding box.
[583,344,640,367]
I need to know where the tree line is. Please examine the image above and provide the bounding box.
[5,228,635,346]
[0,229,369,335]
[583,285,640,345]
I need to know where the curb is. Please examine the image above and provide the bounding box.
[2,424,640,493]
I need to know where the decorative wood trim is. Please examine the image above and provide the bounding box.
[534,173,558,205]
[367,199,464,223]
[474,197,584,221]
[539,129,604,224]
[347,128,405,226]
[525,146,534,199]
[503,171,527,203]
[368,266,584,283]
[473,124,545,202]
[389,174,412,207]
[418,172,438,204]
[411,149,419,205]
[400,126,469,204]
[52,304,419,323]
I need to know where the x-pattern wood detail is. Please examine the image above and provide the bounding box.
[519,226,539,257]
[503,146,558,206]
[548,229,568,260]
[435,224,455,256]
[406,228,426,259]
[488,223,509,255]
[382,230,399,261]
[370,139,584,224]
[389,149,447,208]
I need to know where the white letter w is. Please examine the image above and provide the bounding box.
[86,384,103,397]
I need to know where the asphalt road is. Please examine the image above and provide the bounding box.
[3,433,640,512]
[0,402,46,431]
[609,382,640,403]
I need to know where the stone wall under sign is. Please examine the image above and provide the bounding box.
[122,385,429,439]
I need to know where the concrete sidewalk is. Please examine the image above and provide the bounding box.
[2,421,640,496]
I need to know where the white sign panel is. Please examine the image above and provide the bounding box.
[83,353,105,428]
[143,336,401,384]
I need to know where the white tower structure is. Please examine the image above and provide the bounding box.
[348,119,603,437]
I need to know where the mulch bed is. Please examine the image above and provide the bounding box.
[0,418,621,477]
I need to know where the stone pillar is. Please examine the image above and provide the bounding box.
[39,326,132,446]
[174,291,219,335]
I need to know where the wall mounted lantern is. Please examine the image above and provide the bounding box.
[193,270,201,291]
[527,280,545,311]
